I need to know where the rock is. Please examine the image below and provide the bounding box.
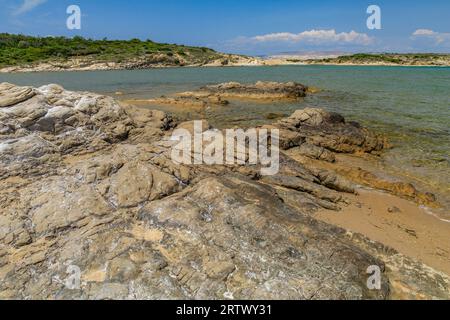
[315,169,356,194]
[105,161,183,208]
[274,128,305,150]
[262,174,344,203]
[289,143,336,162]
[133,94,230,110]
[286,108,331,126]
[0,83,448,300]
[182,81,309,100]
[29,178,112,235]
[176,120,211,134]
[144,97,208,109]
[0,83,36,108]
[337,167,438,207]
[388,206,402,214]
[207,95,229,106]
[0,83,174,179]
[273,186,341,213]
[277,108,388,154]
[129,81,307,109]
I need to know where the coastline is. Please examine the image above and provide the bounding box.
[292,152,450,275]
[118,81,450,275]
[0,81,449,298]
[284,145,450,275]
[316,187,450,275]
[2,59,449,74]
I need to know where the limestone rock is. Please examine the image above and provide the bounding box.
[0,83,448,300]
[277,107,388,154]
[0,83,36,108]
[199,81,309,100]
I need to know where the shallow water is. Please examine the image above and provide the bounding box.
[1,65,449,209]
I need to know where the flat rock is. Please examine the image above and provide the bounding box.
[177,81,309,101]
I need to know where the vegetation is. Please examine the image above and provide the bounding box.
[0,33,228,68]
[309,53,450,66]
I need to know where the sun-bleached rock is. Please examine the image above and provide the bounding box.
[0,83,36,108]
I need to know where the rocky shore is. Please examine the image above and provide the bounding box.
[0,82,449,299]
[129,81,313,109]
[0,55,262,73]
[3,54,448,73]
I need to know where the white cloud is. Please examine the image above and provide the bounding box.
[413,29,435,36]
[412,29,450,44]
[13,0,47,16]
[251,29,374,46]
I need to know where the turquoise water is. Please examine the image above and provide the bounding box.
[1,65,449,206]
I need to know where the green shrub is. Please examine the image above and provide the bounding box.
[0,33,227,67]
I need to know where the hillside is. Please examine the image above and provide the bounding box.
[306,53,450,66]
[2,34,448,72]
[0,34,258,72]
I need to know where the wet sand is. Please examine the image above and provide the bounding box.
[316,187,450,276]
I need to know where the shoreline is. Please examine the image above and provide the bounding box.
[121,84,450,276]
[0,81,449,298]
[119,90,450,225]
[316,187,450,276]
[285,148,450,275]
[2,61,449,74]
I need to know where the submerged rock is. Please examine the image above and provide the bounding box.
[0,83,448,300]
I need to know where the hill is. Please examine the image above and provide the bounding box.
[0,34,258,72]
[306,53,450,66]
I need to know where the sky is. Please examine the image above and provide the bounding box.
[1,0,449,55]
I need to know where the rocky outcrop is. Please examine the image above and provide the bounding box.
[132,95,230,110]
[0,83,173,180]
[128,81,310,110]
[275,108,389,155]
[178,81,309,101]
[335,166,437,207]
[272,109,437,206]
[0,83,448,300]
[0,83,36,108]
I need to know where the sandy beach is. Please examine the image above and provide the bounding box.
[285,149,450,276]
[317,188,450,275]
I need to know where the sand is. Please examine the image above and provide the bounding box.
[316,187,450,276]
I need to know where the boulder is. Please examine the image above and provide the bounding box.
[277,108,388,154]
[0,83,36,108]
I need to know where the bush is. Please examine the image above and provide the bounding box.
[0,33,225,67]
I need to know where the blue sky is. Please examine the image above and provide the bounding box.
[1,0,449,54]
